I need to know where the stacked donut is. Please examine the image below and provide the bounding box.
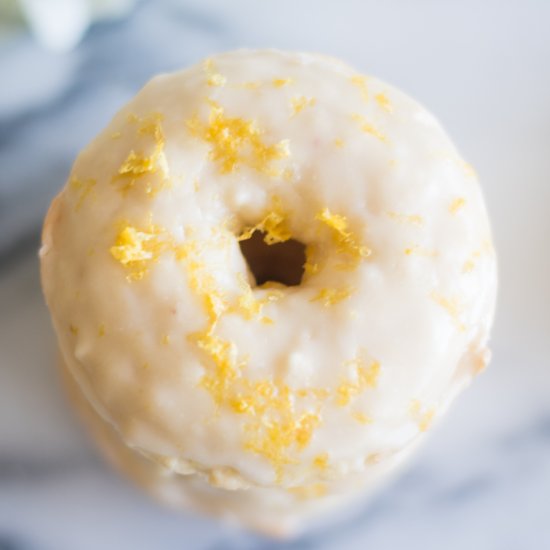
[40,50,497,536]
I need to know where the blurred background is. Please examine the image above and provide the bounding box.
[1,1,549,549]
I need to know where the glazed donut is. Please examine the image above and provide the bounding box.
[40,50,497,535]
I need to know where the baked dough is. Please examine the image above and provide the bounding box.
[40,50,497,535]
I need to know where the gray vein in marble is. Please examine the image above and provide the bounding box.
[0,454,101,484]
[0,535,30,550]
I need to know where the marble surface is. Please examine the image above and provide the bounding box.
[1,1,550,548]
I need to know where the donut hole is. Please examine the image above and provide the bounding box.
[239,231,306,287]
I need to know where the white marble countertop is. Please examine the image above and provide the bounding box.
[1,1,549,548]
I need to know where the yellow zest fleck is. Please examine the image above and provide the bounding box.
[463,259,475,273]
[404,245,438,257]
[237,289,263,319]
[352,412,373,425]
[118,150,157,176]
[231,274,278,322]
[386,211,423,226]
[69,177,96,211]
[193,331,241,405]
[188,265,228,325]
[420,411,435,431]
[334,138,345,148]
[238,201,292,245]
[138,114,164,140]
[462,161,477,178]
[350,74,369,101]
[111,131,122,139]
[207,73,227,87]
[173,242,191,262]
[203,58,227,87]
[230,395,254,414]
[187,100,290,176]
[473,347,490,375]
[303,244,320,276]
[431,291,465,331]
[462,250,482,272]
[114,113,170,197]
[295,387,330,400]
[273,77,293,88]
[336,382,357,406]
[449,197,466,214]
[352,113,388,143]
[462,240,494,273]
[291,95,316,116]
[410,400,435,432]
[69,324,78,336]
[357,360,380,388]
[295,412,320,448]
[316,207,371,265]
[161,334,170,346]
[111,226,157,263]
[98,324,105,337]
[109,223,166,281]
[375,92,392,113]
[311,287,353,306]
[142,362,150,370]
[313,453,329,470]
[336,358,380,406]
[244,408,320,473]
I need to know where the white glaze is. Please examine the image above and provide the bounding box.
[40,50,497,534]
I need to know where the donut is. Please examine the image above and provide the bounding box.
[40,50,497,536]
